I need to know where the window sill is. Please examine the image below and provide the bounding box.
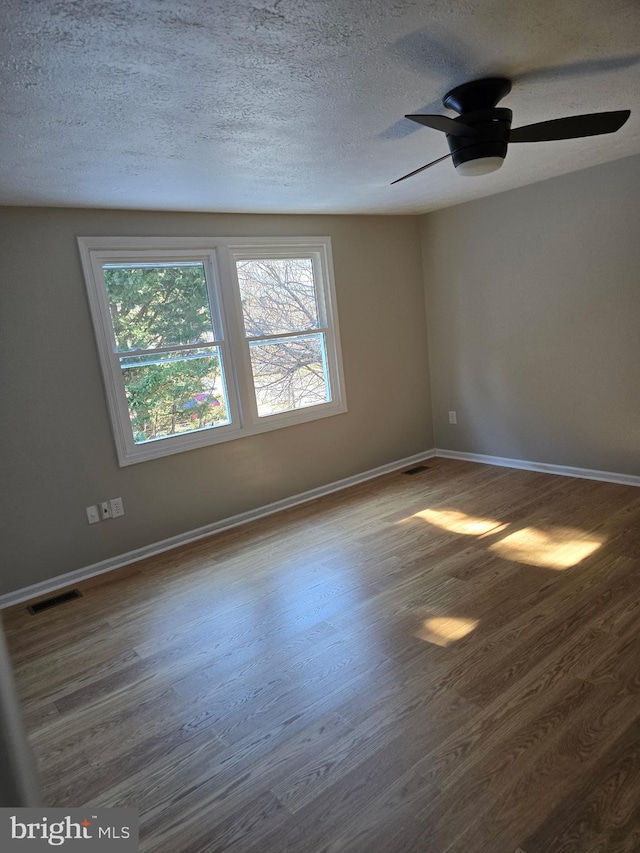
[115,401,349,465]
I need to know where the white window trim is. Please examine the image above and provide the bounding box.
[78,236,347,466]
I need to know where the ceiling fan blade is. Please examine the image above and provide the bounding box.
[509,110,630,143]
[405,114,479,137]
[391,153,452,184]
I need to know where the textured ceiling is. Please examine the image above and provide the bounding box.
[1,0,639,214]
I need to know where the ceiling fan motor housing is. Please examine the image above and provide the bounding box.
[446,108,512,169]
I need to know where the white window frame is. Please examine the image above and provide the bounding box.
[78,236,347,465]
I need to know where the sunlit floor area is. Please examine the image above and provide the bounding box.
[4,458,640,853]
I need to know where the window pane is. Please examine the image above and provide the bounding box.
[120,347,230,443]
[236,258,319,337]
[103,262,215,351]
[249,333,330,417]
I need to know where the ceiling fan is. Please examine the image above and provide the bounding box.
[392,77,630,183]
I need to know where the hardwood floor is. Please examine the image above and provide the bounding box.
[3,457,640,852]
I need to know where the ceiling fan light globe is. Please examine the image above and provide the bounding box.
[454,156,504,177]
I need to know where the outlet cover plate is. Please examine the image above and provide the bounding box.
[86,505,100,524]
[110,497,124,518]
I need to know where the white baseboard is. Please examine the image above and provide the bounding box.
[435,448,640,488]
[0,450,436,610]
[4,446,637,610]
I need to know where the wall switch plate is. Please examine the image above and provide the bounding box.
[110,497,124,518]
[100,501,112,519]
[86,505,100,524]
[449,411,457,424]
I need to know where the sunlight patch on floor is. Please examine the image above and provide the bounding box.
[489,526,604,570]
[397,505,605,572]
[409,508,508,537]
[415,616,479,647]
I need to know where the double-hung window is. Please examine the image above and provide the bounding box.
[79,237,346,465]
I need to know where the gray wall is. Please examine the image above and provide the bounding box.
[0,209,433,596]
[421,153,640,476]
[3,155,639,598]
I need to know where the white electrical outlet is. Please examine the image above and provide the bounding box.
[86,505,100,524]
[100,501,112,520]
[449,411,457,424]
[110,497,124,518]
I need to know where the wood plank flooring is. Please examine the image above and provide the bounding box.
[3,458,640,852]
